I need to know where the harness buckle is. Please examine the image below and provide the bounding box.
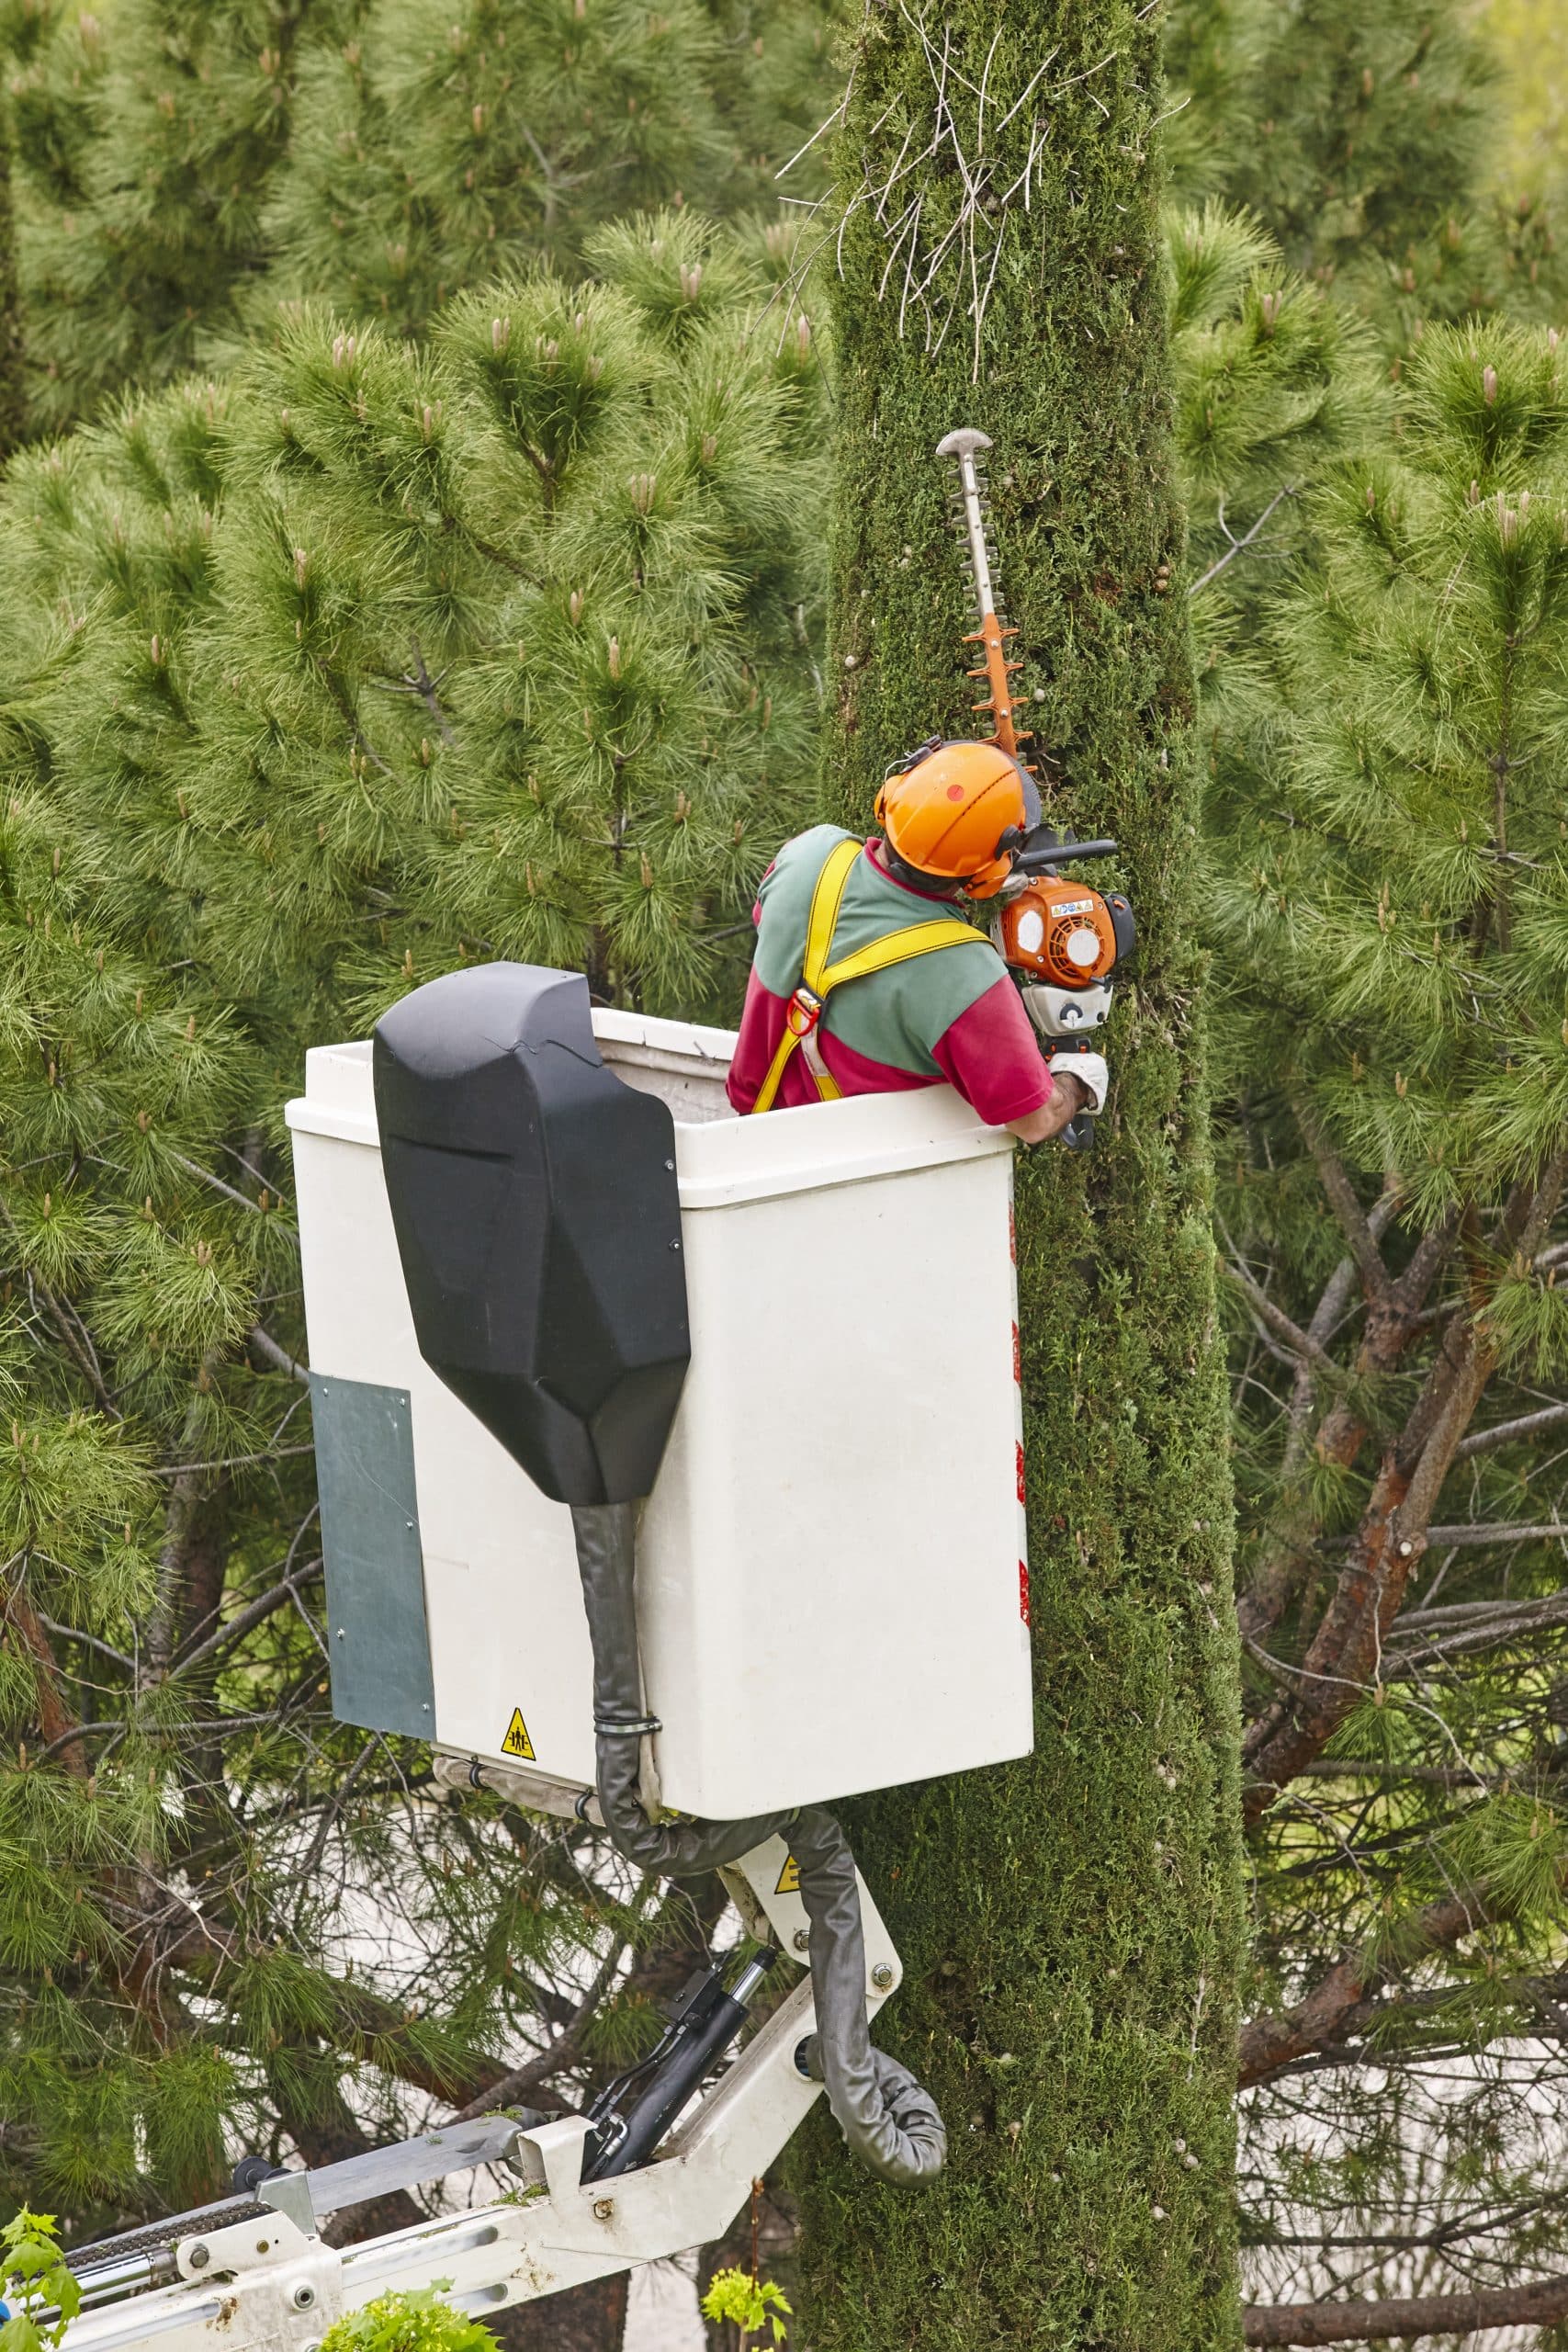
[786,985,824,1038]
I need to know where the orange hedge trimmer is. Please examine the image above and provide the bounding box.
[936,425,1134,1148]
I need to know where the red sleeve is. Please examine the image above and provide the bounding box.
[726,967,787,1115]
[931,977,1053,1126]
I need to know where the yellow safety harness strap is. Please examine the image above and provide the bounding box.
[750,840,977,1114]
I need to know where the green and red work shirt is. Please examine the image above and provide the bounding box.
[726,825,1055,1125]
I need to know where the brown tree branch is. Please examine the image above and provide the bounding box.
[1453,1398,1568,1459]
[446,1931,629,2122]
[4,1582,89,1777]
[1243,1156,1568,1812]
[1220,1255,1337,1371]
[1243,2270,1568,2344]
[1238,1873,1529,2089]
[1289,1093,1389,1298]
[1237,1190,1423,1650]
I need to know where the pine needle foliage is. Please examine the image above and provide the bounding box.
[7,0,359,435]
[1157,130,1568,2325]
[2,0,841,432]
[1198,307,1568,2317]
[2,213,826,1030]
[1168,0,1568,348]
[0,218,825,2236]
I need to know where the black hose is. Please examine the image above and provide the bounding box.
[570,1502,945,2186]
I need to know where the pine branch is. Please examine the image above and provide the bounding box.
[0,1190,121,1419]
[1416,1522,1568,1548]
[1219,1250,1337,1371]
[4,1580,89,1776]
[1237,1883,1500,2087]
[170,1152,267,1214]
[150,1442,314,1478]
[445,1929,629,2121]
[1243,1159,1568,1808]
[1454,1399,1568,1458]
[248,1324,310,1385]
[175,1939,505,2107]
[1188,481,1299,598]
[1288,1093,1389,1298]
[1242,2271,1568,2345]
[1382,1588,1568,1668]
[145,1361,221,1680]
[1235,1183,1405,1645]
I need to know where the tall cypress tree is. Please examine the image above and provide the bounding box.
[792,4,1244,2346]
[0,85,24,452]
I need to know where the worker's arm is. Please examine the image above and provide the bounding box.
[1009,1070,1089,1146]
[933,976,1112,1144]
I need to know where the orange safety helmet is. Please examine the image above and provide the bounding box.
[874,738,1040,900]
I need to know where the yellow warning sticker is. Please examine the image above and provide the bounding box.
[774,1853,800,1896]
[501,1707,536,1761]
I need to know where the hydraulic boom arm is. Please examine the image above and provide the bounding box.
[55,1827,900,2352]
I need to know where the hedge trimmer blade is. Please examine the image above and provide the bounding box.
[935,426,1031,767]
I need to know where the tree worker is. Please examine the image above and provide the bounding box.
[726,739,1108,1142]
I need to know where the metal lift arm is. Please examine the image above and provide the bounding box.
[58,1830,900,2352]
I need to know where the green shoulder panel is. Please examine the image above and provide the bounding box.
[753,826,1007,1078]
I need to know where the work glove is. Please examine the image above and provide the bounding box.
[1048,1051,1108,1117]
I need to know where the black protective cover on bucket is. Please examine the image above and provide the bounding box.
[373,964,690,1505]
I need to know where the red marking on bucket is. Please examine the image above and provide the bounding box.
[1016,1442,1027,1505]
[1019,1561,1032,1625]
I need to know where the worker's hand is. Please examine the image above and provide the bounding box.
[1049,1051,1108,1116]
[1008,1069,1093,1146]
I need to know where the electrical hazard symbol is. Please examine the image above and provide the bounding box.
[501,1707,536,1761]
[774,1853,800,1896]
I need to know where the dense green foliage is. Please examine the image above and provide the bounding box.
[1163,8,1568,2326]
[1169,0,1568,346]
[2,0,1567,2338]
[0,213,823,2224]
[789,5,1245,2347]
[318,2289,501,2352]
[6,212,823,1029]
[1196,300,1568,2322]
[3,0,840,432]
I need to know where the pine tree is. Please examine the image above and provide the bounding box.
[3,0,840,433]
[787,5,1246,2346]
[1168,0,1568,346]
[9,0,357,435]
[1153,185,1568,2334]
[1197,312,1568,2344]
[0,213,825,2235]
[253,0,838,339]
[1225,0,1495,284]
[1488,0,1568,193]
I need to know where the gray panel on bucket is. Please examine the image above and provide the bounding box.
[310,1373,434,1737]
